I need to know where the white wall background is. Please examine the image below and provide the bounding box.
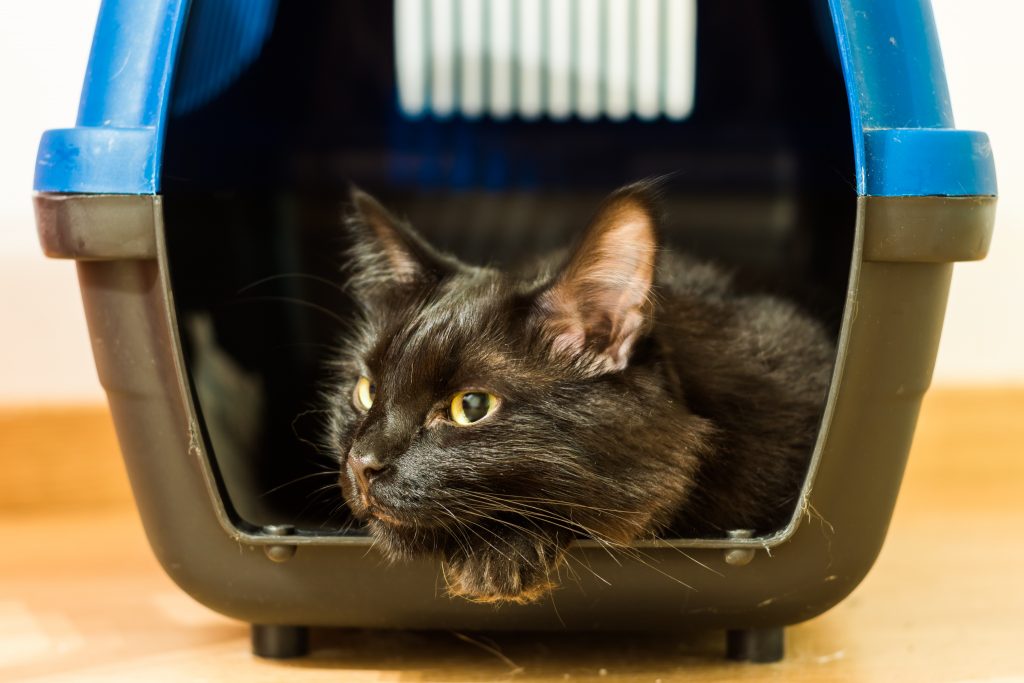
[0,1,104,404]
[928,2,1024,384]
[0,0,1020,404]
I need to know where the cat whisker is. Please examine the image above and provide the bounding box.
[462,515,613,588]
[361,532,381,559]
[456,521,518,565]
[647,543,725,577]
[237,272,349,297]
[451,492,697,589]
[231,295,347,326]
[474,493,647,516]
[448,498,626,580]
[435,503,477,560]
[333,515,360,536]
[547,579,566,627]
[305,480,344,499]
[320,498,360,532]
[437,502,520,565]
[459,509,553,551]
[291,409,337,459]
[453,489,644,529]
[259,470,337,498]
[451,491,627,542]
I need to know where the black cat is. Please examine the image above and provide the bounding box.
[326,182,834,603]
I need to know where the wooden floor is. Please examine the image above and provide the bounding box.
[1,388,1022,682]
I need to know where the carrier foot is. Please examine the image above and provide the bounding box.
[251,624,310,659]
[725,627,784,663]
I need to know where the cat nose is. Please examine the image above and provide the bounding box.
[349,450,388,495]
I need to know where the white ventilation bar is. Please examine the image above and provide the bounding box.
[395,0,697,120]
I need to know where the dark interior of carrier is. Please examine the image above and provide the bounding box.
[161,0,855,537]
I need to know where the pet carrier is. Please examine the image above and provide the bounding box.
[34,0,995,662]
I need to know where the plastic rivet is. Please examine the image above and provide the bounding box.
[262,524,297,563]
[724,529,756,566]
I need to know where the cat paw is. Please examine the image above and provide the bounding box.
[442,535,564,604]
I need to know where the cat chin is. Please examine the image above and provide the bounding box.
[341,489,448,558]
[363,517,443,560]
[365,506,411,527]
[340,480,423,532]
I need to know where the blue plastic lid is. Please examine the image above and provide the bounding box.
[34,0,997,197]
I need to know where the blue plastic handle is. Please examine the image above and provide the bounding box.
[35,0,189,194]
[828,0,997,196]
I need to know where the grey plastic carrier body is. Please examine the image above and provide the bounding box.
[33,0,996,663]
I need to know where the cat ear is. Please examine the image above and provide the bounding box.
[536,183,659,374]
[344,188,455,298]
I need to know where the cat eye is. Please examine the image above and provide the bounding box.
[353,376,376,411]
[449,391,498,426]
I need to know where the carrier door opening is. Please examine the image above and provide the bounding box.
[162,0,854,540]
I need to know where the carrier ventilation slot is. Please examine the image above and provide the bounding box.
[394,0,697,121]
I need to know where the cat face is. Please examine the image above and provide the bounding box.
[326,185,713,603]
